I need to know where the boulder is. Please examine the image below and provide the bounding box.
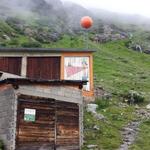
[86,104,106,121]
[87,104,98,113]
[93,112,105,121]
[146,104,150,109]
[93,125,100,131]
[2,34,10,40]
[87,145,98,149]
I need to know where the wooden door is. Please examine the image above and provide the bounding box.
[56,101,80,150]
[16,97,56,150]
[16,97,80,150]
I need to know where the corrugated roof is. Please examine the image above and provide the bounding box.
[0,47,96,53]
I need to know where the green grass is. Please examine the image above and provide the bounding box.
[81,39,150,149]
[82,99,136,150]
[93,40,150,101]
[43,34,84,48]
[0,20,32,47]
[2,36,32,48]
[0,20,15,35]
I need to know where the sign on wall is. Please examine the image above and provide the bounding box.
[24,108,36,122]
[64,57,90,91]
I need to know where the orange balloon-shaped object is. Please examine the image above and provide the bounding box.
[80,16,93,29]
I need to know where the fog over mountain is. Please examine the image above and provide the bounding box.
[0,0,93,31]
[1,0,150,50]
[0,0,62,17]
[0,0,150,31]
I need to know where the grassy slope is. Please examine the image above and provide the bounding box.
[83,102,136,150]
[0,20,31,47]
[93,40,150,100]
[82,40,150,149]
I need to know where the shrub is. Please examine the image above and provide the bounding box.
[8,39,19,45]
[124,40,132,48]
[95,98,110,110]
[122,90,144,104]
[0,43,7,47]
[6,17,24,34]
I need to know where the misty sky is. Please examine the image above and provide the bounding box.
[62,0,150,17]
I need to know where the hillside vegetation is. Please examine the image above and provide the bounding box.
[83,40,150,150]
[0,19,150,148]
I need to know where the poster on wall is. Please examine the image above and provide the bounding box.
[24,108,36,122]
[64,57,90,91]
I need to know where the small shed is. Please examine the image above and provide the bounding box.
[0,72,86,150]
[0,48,95,98]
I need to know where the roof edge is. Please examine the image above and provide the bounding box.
[0,47,96,53]
[0,78,88,89]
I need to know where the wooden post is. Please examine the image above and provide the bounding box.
[21,56,27,77]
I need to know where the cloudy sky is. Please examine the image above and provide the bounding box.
[62,0,150,17]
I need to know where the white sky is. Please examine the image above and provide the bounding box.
[62,0,150,17]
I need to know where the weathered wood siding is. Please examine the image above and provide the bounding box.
[27,57,60,80]
[16,97,55,150]
[16,96,79,150]
[56,101,79,149]
[0,57,21,75]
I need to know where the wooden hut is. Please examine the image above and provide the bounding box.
[0,73,86,150]
[0,48,95,150]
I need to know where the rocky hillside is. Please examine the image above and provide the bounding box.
[0,0,91,31]
[1,0,150,52]
[0,0,94,47]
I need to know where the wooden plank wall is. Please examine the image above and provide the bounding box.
[56,101,79,150]
[0,57,21,75]
[16,96,80,150]
[27,57,60,80]
[16,98,55,150]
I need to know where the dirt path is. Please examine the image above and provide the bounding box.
[119,120,141,150]
[119,108,150,150]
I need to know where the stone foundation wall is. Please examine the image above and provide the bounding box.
[0,84,16,150]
